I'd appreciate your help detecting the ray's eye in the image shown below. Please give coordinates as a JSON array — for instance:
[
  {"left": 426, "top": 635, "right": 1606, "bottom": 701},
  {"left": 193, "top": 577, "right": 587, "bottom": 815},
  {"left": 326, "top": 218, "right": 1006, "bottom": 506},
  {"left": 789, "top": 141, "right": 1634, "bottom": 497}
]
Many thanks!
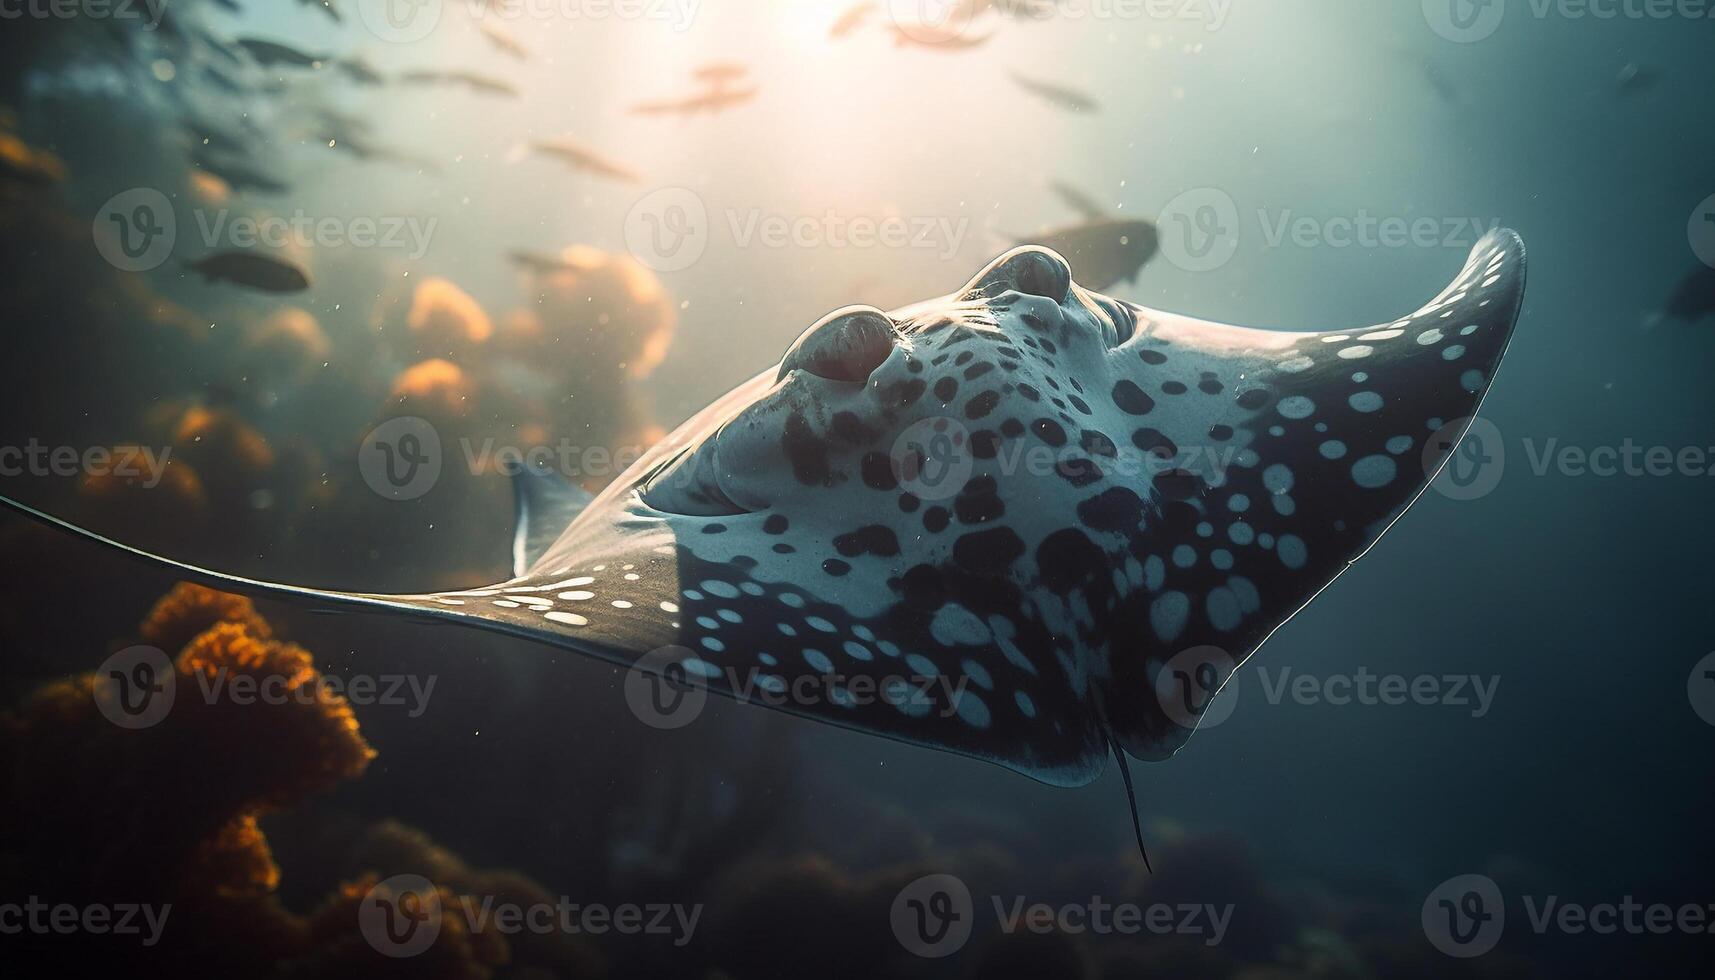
[
  {"left": 1084, "top": 292, "right": 1138, "bottom": 347},
  {"left": 778, "top": 307, "right": 898, "bottom": 383}
]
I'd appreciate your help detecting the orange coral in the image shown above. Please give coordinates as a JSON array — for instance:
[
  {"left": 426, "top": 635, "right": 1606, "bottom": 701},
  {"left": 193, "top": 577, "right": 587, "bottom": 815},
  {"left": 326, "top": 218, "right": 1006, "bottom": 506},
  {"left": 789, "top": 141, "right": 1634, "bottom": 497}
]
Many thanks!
[
  {"left": 389, "top": 358, "right": 473, "bottom": 417},
  {"left": 173, "top": 403, "right": 277, "bottom": 479},
  {"left": 408, "top": 276, "right": 494, "bottom": 351},
  {"left": 141, "top": 581, "right": 274, "bottom": 654}
]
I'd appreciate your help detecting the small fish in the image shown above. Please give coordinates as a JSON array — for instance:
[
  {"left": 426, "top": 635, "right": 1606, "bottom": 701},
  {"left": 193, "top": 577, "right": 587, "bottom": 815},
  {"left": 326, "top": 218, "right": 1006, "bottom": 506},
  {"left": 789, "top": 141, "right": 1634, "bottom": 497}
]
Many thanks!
[
  {"left": 398, "top": 69, "right": 520, "bottom": 98},
  {"left": 1616, "top": 62, "right": 1659, "bottom": 97},
  {"left": 507, "top": 249, "right": 601, "bottom": 275},
  {"left": 1009, "top": 71, "right": 1100, "bottom": 113},
  {"left": 829, "top": 1, "right": 872, "bottom": 37},
  {"left": 194, "top": 27, "right": 246, "bottom": 67},
  {"left": 692, "top": 62, "right": 748, "bottom": 87},
  {"left": 235, "top": 38, "right": 328, "bottom": 69},
  {"left": 889, "top": 22, "right": 994, "bottom": 49},
  {"left": 336, "top": 57, "right": 385, "bottom": 86},
  {"left": 185, "top": 251, "right": 311, "bottom": 293},
  {"left": 1422, "top": 59, "right": 1460, "bottom": 104},
  {"left": 629, "top": 86, "right": 758, "bottom": 117},
  {"left": 5, "top": 233, "right": 1528, "bottom": 871},
  {"left": 200, "top": 64, "right": 248, "bottom": 95},
  {"left": 480, "top": 20, "right": 529, "bottom": 60},
  {"left": 1017, "top": 219, "right": 1159, "bottom": 291},
  {"left": 531, "top": 138, "right": 642, "bottom": 182},
  {"left": 300, "top": 0, "right": 340, "bottom": 22},
  {"left": 1663, "top": 266, "right": 1715, "bottom": 323}
]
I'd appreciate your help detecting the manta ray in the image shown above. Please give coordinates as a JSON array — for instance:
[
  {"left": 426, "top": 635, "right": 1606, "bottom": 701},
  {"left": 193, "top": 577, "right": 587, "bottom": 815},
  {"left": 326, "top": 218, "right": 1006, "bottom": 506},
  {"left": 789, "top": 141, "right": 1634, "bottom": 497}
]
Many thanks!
[{"left": 1, "top": 232, "right": 1527, "bottom": 865}]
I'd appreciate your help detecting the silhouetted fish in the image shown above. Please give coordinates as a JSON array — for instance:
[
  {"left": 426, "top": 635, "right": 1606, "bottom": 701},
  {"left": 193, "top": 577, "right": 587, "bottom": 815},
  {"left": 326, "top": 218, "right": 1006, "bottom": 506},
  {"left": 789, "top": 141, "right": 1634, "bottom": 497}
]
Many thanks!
[
  {"left": 1617, "top": 62, "right": 1660, "bottom": 97},
  {"left": 532, "top": 139, "right": 641, "bottom": 182},
  {"left": 508, "top": 249, "right": 601, "bottom": 275},
  {"left": 692, "top": 62, "right": 748, "bottom": 86},
  {"left": 336, "top": 57, "right": 385, "bottom": 86},
  {"left": 300, "top": 0, "right": 340, "bottom": 22},
  {"left": 236, "top": 38, "right": 327, "bottom": 69},
  {"left": 1422, "top": 59, "right": 1459, "bottom": 104},
  {"left": 630, "top": 86, "right": 758, "bottom": 117},
  {"left": 829, "top": 1, "right": 872, "bottom": 37},
  {"left": 398, "top": 69, "right": 520, "bottom": 98},
  {"left": 1010, "top": 71, "right": 1099, "bottom": 113},
  {"left": 480, "top": 20, "right": 529, "bottom": 60},
  {"left": 889, "top": 22, "right": 994, "bottom": 49},
  {"left": 1018, "top": 219, "right": 1158, "bottom": 290},
  {"left": 1664, "top": 266, "right": 1715, "bottom": 322},
  {"left": 185, "top": 251, "right": 310, "bottom": 292},
  {"left": 3, "top": 234, "right": 1529, "bottom": 871}
]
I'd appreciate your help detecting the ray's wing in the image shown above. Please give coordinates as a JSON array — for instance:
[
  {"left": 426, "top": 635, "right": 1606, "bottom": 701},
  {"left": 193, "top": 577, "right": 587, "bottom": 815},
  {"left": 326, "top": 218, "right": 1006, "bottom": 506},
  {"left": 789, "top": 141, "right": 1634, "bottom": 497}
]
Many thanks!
[
  {"left": 1098, "top": 229, "right": 1527, "bottom": 762},
  {"left": 0, "top": 477, "right": 1110, "bottom": 789}
]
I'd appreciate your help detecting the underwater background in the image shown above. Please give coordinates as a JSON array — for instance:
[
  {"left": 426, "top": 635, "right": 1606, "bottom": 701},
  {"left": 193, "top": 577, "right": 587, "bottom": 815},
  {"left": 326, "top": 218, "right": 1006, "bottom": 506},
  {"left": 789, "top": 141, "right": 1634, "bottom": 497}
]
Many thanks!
[{"left": 1, "top": 0, "right": 1711, "bottom": 976}]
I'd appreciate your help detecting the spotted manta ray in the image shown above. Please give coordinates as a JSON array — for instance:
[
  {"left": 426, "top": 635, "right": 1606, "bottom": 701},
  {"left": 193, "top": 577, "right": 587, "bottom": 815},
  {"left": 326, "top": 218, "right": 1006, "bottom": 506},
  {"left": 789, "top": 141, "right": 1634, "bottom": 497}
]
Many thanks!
[{"left": 2, "top": 231, "right": 1526, "bottom": 864}]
